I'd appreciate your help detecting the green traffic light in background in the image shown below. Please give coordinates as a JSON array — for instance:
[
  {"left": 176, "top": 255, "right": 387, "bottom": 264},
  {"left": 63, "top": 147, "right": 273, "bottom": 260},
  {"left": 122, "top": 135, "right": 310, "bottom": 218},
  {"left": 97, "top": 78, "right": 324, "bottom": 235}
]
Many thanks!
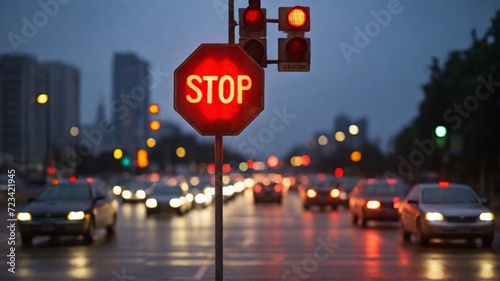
[
  {"left": 121, "top": 156, "right": 131, "bottom": 167},
  {"left": 435, "top": 126, "right": 447, "bottom": 138},
  {"left": 435, "top": 126, "right": 447, "bottom": 149}
]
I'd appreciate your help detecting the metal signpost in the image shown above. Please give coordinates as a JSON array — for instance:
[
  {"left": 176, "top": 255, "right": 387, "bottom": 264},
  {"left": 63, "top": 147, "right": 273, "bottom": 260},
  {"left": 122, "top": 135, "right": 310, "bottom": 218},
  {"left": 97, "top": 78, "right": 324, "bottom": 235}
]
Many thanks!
[{"left": 174, "top": 22, "right": 264, "bottom": 281}]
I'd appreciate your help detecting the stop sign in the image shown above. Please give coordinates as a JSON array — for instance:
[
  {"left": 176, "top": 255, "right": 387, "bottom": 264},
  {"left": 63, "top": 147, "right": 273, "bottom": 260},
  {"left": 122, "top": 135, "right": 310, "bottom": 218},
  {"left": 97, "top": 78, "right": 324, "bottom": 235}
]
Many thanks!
[{"left": 174, "top": 44, "right": 264, "bottom": 135}]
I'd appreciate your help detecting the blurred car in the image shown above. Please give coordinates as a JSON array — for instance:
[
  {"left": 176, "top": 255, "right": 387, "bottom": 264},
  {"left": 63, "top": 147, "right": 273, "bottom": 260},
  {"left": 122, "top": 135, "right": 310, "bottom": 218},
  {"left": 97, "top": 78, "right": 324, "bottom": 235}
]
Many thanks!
[
  {"left": 301, "top": 174, "right": 341, "bottom": 210},
  {"left": 118, "top": 179, "right": 152, "bottom": 202},
  {"left": 107, "top": 174, "right": 131, "bottom": 195},
  {"left": 145, "top": 183, "right": 192, "bottom": 216},
  {"left": 189, "top": 186, "right": 212, "bottom": 209},
  {"left": 399, "top": 182, "right": 495, "bottom": 248},
  {"left": 349, "top": 178, "right": 411, "bottom": 227},
  {"left": 253, "top": 181, "right": 283, "bottom": 204},
  {"left": 17, "top": 178, "right": 119, "bottom": 246}
]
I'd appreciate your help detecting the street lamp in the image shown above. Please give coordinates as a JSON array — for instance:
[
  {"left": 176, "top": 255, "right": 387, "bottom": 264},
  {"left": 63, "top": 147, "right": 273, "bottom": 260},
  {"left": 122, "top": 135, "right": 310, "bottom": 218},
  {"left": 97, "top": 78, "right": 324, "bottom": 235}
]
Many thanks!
[{"left": 36, "top": 93, "right": 51, "bottom": 166}]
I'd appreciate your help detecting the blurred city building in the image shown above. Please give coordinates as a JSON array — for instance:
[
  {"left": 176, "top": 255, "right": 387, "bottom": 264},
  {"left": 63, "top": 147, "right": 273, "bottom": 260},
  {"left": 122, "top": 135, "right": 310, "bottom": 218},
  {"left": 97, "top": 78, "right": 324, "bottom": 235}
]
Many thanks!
[
  {"left": 333, "top": 114, "right": 368, "bottom": 149},
  {"left": 0, "top": 54, "right": 79, "bottom": 172},
  {"left": 111, "top": 53, "right": 150, "bottom": 155}
]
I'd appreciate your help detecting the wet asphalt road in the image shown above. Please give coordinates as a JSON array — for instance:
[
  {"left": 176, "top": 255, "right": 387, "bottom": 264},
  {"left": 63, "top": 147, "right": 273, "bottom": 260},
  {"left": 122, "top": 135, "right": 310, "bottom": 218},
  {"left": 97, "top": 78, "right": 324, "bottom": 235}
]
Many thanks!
[{"left": 1, "top": 189, "right": 499, "bottom": 281}]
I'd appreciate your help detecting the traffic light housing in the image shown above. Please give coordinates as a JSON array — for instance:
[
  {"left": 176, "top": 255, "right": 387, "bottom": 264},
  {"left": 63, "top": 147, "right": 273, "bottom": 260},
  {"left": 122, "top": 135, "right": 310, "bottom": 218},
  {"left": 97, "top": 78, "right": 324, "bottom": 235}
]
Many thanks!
[
  {"left": 278, "top": 6, "right": 311, "bottom": 72},
  {"left": 435, "top": 126, "right": 447, "bottom": 149},
  {"left": 239, "top": 4, "right": 267, "bottom": 67}
]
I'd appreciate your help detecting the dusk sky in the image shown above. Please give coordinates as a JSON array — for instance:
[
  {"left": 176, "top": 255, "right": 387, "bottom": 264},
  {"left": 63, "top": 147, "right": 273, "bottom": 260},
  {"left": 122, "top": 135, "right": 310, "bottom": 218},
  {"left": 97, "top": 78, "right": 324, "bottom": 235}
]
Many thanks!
[{"left": 1, "top": 0, "right": 500, "bottom": 160}]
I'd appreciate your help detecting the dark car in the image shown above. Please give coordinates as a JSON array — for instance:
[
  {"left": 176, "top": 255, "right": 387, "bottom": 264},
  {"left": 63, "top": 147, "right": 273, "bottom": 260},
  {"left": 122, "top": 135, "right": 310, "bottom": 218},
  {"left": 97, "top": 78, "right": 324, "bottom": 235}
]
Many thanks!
[
  {"left": 17, "top": 179, "right": 119, "bottom": 246},
  {"left": 253, "top": 181, "right": 283, "bottom": 204},
  {"left": 145, "top": 183, "right": 192, "bottom": 216},
  {"left": 349, "top": 178, "right": 410, "bottom": 227},
  {"left": 399, "top": 182, "right": 495, "bottom": 247},
  {"left": 119, "top": 179, "right": 152, "bottom": 202},
  {"left": 301, "top": 174, "right": 341, "bottom": 210}
]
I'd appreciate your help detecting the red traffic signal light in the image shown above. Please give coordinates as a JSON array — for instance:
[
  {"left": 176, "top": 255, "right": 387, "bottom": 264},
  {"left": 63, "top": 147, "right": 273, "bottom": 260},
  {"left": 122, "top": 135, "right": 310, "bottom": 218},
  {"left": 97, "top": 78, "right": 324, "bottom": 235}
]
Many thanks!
[
  {"left": 278, "top": 6, "right": 311, "bottom": 72},
  {"left": 239, "top": 5, "right": 267, "bottom": 67},
  {"left": 279, "top": 6, "right": 310, "bottom": 32},
  {"left": 242, "top": 5, "right": 265, "bottom": 32},
  {"left": 239, "top": 5, "right": 266, "bottom": 37}
]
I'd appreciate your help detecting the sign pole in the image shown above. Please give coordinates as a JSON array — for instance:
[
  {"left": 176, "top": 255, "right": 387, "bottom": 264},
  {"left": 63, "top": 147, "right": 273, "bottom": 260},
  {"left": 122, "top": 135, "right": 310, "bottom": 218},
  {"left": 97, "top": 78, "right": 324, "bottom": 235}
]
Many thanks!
[
  {"left": 214, "top": 135, "right": 223, "bottom": 281},
  {"left": 215, "top": 1, "right": 234, "bottom": 280}
]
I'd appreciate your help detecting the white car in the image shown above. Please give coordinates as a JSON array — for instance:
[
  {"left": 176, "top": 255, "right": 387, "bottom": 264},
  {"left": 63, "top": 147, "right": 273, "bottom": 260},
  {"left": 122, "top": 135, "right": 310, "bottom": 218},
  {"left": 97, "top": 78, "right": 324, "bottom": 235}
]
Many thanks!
[{"left": 399, "top": 182, "right": 495, "bottom": 248}]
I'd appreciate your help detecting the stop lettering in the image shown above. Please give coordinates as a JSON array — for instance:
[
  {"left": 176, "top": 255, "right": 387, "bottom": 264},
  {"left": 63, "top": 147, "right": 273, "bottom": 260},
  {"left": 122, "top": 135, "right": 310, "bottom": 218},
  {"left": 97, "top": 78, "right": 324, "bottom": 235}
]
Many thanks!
[
  {"left": 174, "top": 44, "right": 264, "bottom": 136},
  {"left": 186, "top": 74, "right": 252, "bottom": 104}
]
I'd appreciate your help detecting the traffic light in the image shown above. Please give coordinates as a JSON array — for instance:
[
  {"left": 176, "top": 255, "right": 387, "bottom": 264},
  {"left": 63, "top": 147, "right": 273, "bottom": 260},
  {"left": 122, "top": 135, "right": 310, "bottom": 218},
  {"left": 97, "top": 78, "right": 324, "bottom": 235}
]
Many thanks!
[
  {"left": 113, "top": 148, "right": 123, "bottom": 159},
  {"left": 121, "top": 156, "right": 131, "bottom": 168},
  {"left": 278, "top": 6, "right": 311, "bottom": 72},
  {"left": 239, "top": 4, "right": 267, "bottom": 67},
  {"left": 136, "top": 149, "right": 149, "bottom": 168},
  {"left": 435, "top": 126, "right": 447, "bottom": 149}
]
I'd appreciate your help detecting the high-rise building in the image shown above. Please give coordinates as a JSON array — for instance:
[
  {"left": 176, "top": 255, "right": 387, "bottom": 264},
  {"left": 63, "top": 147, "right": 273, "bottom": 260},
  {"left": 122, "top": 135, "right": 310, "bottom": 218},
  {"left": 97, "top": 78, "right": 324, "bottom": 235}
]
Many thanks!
[
  {"left": 41, "top": 62, "right": 80, "bottom": 150},
  {"left": 0, "top": 54, "right": 46, "bottom": 166},
  {"left": 0, "top": 55, "right": 80, "bottom": 169},
  {"left": 111, "top": 53, "right": 150, "bottom": 154}
]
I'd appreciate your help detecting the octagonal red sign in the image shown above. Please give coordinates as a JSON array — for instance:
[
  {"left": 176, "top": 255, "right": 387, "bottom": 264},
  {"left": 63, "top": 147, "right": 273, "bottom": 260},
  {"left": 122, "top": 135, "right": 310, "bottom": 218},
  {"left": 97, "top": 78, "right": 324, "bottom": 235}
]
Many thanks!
[{"left": 174, "top": 44, "right": 264, "bottom": 135}]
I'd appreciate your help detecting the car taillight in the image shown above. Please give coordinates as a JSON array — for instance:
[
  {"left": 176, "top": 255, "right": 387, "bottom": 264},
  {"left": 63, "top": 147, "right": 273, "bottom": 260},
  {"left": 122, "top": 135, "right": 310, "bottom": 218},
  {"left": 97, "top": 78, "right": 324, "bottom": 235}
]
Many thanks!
[
  {"left": 254, "top": 184, "right": 262, "bottom": 193},
  {"left": 306, "top": 189, "right": 317, "bottom": 198},
  {"left": 366, "top": 200, "right": 381, "bottom": 209},
  {"left": 393, "top": 197, "right": 400, "bottom": 209},
  {"left": 438, "top": 181, "right": 450, "bottom": 188},
  {"left": 274, "top": 184, "right": 283, "bottom": 193},
  {"left": 330, "top": 188, "right": 340, "bottom": 198},
  {"left": 387, "top": 178, "right": 397, "bottom": 185}
]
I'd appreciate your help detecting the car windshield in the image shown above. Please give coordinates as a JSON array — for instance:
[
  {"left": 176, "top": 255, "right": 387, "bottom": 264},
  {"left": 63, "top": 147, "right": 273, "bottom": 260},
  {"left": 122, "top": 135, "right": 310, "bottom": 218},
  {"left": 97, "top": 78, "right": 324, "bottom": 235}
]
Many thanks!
[
  {"left": 123, "top": 181, "right": 151, "bottom": 191},
  {"left": 421, "top": 188, "right": 479, "bottom": 204},
  {"left": 339, "top": 177, "right": 360, "bottom": 192},
  {"left": 311, "top": 177, "right": 339, "bottom": 189},
  {"left": 364, "top": 183, "right": 410, "bottom": 196},
  {"left": 151, "top": 185, "right": 182, "bottom": 196},
  {"left": 36, "top": 183, "right": 92, "bottom": 201}
]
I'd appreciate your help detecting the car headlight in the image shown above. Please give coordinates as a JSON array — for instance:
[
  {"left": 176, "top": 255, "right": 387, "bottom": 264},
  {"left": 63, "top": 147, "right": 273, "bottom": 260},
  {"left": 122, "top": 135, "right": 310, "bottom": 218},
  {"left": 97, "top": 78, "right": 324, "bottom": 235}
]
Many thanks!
[
  {"left": 145, "top": 198, "right": 158, "bottom": 208},
  {"left": 366, "top": 200, "right": 381, "bottom": 209},
  {"left": 169, "top": 198, "right": 182, "bottom": 208},
  {"left": 425, "top": 212, "right": 444, "bottom": 221},
  {"left": 121, "top": 190, "right": 132, "bottom": 199},
  {"left": 136, "top": 190, "right": 146, "bottom": 199},
  {"left": 195, "top": 193, "right": 206, "bottom": 204},
  {"left": 330, "top": 189, "right": 340, "bottom": 198},
  {"left": 306, "top": 189, "right": 317, "bottom": 198},
  {"left": 112, "top": 185, "right": 122, "bottom": 195},
  {"left": 17, "top": 212, "right": 31, "bottom": 221},
  {"left": 479, "top": 212, "right": 495, "bottom": 221},
  {"left": 67, "top": 211, "right": 87, "bottom": 220}
]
